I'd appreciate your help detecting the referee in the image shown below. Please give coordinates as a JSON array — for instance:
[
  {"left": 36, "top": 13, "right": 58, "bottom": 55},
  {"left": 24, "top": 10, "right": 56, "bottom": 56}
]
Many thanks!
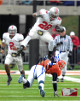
[{"left": 48, "top": 26, "right": 73, "bottom": 82}]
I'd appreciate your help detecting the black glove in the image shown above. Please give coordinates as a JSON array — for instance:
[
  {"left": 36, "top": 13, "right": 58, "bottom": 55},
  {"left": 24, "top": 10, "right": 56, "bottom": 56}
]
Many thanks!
[
  {"left": 55, "top": 25, "right": 64, "bottom": 32},
  {"left": 57, "top": 42, "right": 63, "bottom": 46},
  {"left": 17, "top": 45, "right": 24, "bottom": 56},
  {"left": 68, "top": 51, "right": 72, "bottom": 57},
  {"left": 48, "top": 51, "right": 53, "bottom": 60}
]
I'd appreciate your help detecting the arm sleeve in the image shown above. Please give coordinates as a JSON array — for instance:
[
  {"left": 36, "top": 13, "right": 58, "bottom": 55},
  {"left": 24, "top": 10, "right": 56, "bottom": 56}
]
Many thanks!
[
  {"left": 68, "top": 36, "right": 73, "bottom": 51},
  {"left": 19, "top": 34, "right": 24, "bottom": 45},
  {"left": 37, "top": 9, "right": 50, "bottom": 22},
  {"left": 48, "top": 40, "right": 57, "bottom": 51},
  {"left": 2, "top": 33, "right": 6, "bottom": 43},
  {"left": 74, "top": 37, "right": 79, "bottom": 46}
]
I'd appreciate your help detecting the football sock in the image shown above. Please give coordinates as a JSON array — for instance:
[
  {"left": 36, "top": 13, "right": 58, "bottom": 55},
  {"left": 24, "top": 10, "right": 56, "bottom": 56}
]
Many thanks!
[{"left": 39, "top": 80, "right": 44, "bottom": 90}]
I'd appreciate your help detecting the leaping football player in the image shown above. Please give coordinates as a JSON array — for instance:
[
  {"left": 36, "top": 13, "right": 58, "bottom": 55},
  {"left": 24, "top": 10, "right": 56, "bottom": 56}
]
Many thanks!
[{"left": 17, "top": 7, "right": 65, "bottom": 57}]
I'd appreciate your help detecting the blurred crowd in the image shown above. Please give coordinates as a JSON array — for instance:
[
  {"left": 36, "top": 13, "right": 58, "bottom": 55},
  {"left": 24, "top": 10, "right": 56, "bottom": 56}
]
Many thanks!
[
  {"left": 1, "top": 0, "right": 80, "bottom": 6},
  {"left": 20, "top": 0, "right": 80, "bottom": 6}
]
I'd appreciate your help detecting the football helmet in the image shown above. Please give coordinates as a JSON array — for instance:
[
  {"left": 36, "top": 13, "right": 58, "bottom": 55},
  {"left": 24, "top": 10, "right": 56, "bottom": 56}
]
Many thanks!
[
  {"left": 49, "top": 7, "right": 59, "bottom": 20},
  {"left": 8, "top": 25, "right": 17, "bottom": 37},
  {"left": 58, "top": 60, "right": 66, "bottom": 70}
]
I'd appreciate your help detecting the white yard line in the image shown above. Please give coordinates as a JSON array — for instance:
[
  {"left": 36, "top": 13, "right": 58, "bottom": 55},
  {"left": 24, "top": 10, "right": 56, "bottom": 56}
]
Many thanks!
[
  {"left": 0, "top": 96, "right": 79, "bottom": 97},
  {"left": 46, "top": 74, "right": 80, "bottom": 83}
]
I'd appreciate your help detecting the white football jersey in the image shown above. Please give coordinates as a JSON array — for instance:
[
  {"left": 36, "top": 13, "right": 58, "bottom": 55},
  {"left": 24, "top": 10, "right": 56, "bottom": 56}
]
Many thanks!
[
  {"left": 31, "top": 9, "right": 62, "bottom": 32},
  {"left": 2, "top": 33, "right": 24, "bottom": 54}
]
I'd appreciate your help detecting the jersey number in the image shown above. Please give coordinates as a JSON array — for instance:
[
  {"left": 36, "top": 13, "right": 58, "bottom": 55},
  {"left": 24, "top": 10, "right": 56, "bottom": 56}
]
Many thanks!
[
  {"left": 9, "top": 42, "right": 14, "bottom": 50},
  {"left": 38, "top": 21, "right": 52, "bottom": 30}
]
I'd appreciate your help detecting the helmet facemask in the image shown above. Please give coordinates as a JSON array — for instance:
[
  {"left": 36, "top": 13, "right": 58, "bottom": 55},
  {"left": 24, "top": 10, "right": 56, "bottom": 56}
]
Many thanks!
[
  {"left": 49, "top": 7, "right": 59, "bottom": 20},
  {"left": 8, "top": 25, "right": 17, "bottom": 38}
]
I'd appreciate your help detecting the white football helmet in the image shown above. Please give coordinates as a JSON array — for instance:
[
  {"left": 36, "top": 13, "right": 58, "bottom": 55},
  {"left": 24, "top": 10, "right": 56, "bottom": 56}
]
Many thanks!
[
  {"left": 49, "top": 7, "right": 59, "bottom": 20},
  {"left": 8, "top": 25, "right": 17, "bottom": 37}
]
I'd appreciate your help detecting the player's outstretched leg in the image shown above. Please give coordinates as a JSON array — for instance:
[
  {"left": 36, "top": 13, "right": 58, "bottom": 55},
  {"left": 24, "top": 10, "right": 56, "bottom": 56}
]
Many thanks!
[{"left": 38, "top": 86, "right": 45, "bottom": 97}]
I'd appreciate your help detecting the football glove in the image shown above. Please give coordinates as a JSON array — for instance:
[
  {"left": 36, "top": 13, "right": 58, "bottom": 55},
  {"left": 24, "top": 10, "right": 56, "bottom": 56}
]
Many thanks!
[
  {"left": 18, "top": 74, "right": 25, "bottom": 83},
  {"left": 55, "top": 25, "right": 64, "bottom": 32},
  {"left": 16, "top": 45, "right": 24, "bottom": 56},
  {"left": 48, "top": 51, "right": 53, "bottom": 60}
]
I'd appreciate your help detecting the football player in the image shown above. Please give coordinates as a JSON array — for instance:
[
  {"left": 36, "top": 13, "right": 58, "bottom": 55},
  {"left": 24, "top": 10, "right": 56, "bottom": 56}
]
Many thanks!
[
  {"left": 22, "top": 57, "right": 66, "bottom": 97},
  {"left": 16, "top": 7, "right": 64, "bottom": 55},
  {"left": 1, "top": 25, "right": 25, "bottom": 85}
]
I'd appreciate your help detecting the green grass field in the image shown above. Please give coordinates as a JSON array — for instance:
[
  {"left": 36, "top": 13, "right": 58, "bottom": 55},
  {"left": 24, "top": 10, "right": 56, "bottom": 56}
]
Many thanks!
[{"left": 0, "top": 72, "right": 80, "bottom": 101}]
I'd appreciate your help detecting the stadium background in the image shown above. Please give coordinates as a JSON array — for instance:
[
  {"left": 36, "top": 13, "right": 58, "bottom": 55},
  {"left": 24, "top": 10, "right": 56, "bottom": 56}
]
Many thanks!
[
  {"left": 0, "top": 0, "right": 80, "bottom": 101},
  {"left": 0, "top": 0, "right": 80, "bottom": 69}
]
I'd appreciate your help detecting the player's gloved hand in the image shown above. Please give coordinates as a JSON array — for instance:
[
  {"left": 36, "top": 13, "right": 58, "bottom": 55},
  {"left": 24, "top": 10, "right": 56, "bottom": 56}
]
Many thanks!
[
  {"left": 57, "top": 42, "right": 63, "bottom": 46},
  {"left": 55, "top": 25, "right": 64, "bottom": 32},
  {"left": 68, "top": 51, "right": 72, "bottom": 57},
  {"left": 54, "top": 91, "right": 59, "bottom": 97},
  {"left": 48, "top": 51, "right": 53, "bottom": 60},
  {"left": 44, "top": 55, "right": 48, "bottom": 60},
  {"left": 18, "top": 74, "right": 25, "bottom": 83},
  {"left": 17, "top": 45, "right": 24, "bottom": 56}
]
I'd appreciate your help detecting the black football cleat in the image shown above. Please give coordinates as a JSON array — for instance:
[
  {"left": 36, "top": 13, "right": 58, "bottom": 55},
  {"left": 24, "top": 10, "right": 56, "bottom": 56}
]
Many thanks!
[
  {"left": 7, "top": 76, "right": 12, "bottom": 86},
  {"left": 40, "top": 90, "right": 45, "bottom": 97},
  {"left": 39, "top": 86, "right": 45, "bottom": 97}
]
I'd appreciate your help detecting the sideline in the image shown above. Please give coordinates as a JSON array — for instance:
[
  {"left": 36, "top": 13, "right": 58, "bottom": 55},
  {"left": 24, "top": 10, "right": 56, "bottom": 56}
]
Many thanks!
[
  {"left": 0, "top": 70, "right": 80, "bottom": 75},
  {"left": 0, "top": 70, "right": 80, "bottom": 83}
]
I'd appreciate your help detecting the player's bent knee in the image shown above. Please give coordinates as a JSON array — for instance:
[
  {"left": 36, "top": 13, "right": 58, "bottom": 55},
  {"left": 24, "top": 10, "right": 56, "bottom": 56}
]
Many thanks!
[{"left": 24, "top": 80, "right": 30, "bottom": 88}]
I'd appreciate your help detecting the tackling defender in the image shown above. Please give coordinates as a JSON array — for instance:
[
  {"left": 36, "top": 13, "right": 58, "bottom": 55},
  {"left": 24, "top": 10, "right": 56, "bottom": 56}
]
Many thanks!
[
  {"left": 22, "top": 57, "right": 66, "bottom": 97},
  {"left": 1, "top": 25, "right": 25, "bottom": 85}
]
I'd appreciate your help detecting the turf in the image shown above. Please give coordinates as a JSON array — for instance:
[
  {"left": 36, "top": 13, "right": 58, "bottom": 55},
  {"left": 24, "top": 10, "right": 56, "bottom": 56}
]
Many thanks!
[{"left": 0, "top": 74, "right": 80, "bottom": 101}]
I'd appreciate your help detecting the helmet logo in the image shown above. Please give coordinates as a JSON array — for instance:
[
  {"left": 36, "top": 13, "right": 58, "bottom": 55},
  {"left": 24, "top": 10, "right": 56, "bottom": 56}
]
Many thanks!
[
  {"left": 12, "top": 26, "right": 13, "bottom": 29},
  {"left": 55, "top": 8, "right": 58, "bottom": 15}
]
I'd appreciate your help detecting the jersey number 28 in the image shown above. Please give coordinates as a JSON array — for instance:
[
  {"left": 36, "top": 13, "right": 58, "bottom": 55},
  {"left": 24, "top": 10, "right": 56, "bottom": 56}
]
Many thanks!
[{"left": 38, "top": 21, "right": 52, "bottom": 30}]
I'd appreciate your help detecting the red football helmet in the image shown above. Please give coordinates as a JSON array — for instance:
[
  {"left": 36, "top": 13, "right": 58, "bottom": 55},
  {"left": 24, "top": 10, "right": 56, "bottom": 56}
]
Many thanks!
[{"left": 58, "top": 60, "right": 66, "bottom": 70}]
